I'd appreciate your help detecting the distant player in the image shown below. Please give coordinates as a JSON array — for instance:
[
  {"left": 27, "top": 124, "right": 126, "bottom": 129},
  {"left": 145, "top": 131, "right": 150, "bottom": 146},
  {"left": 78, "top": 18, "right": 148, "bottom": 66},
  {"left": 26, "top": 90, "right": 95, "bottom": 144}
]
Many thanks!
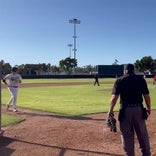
[
  {"left": 94, "top": 74, "right": 100, "bottom": 86},
  {"left": 153, "top": 74, "right": 156, "bottom": 88},
  {"left": 3, "top": 67, "right": 22, "bottom": 112}
]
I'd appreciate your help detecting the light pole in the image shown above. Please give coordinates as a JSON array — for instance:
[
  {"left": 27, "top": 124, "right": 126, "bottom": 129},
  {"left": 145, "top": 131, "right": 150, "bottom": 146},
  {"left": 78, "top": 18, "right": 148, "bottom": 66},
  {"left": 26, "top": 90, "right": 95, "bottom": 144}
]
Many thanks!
[
  {"left": 69, "top": 18, "right": 81, "bottom": 60},
  {"left": 0, "top": 64, "right": 4, "bottom": 137},
  {"left": 68, "top": 44, "right": 72, "bottom": 58}
]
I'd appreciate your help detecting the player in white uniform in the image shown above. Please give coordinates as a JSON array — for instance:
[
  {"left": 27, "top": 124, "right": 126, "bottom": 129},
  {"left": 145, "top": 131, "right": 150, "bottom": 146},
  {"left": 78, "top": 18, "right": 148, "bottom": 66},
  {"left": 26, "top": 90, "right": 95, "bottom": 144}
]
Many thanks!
[{"left": 3, "top": 67, "right": 22, "bottom": 112}]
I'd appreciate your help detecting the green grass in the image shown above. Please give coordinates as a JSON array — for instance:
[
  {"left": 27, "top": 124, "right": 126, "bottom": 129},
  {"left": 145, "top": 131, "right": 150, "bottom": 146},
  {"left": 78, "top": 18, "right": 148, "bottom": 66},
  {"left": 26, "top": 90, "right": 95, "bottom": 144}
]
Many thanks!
[
  {"left": 2, "top": 83, "right": 112, "bottom": 115},
  {"left": 2, "top": 114, "right": 25, "bottom": 127},
  {"left": 1, "top": 78, "right": 156, "bottom": 127}
]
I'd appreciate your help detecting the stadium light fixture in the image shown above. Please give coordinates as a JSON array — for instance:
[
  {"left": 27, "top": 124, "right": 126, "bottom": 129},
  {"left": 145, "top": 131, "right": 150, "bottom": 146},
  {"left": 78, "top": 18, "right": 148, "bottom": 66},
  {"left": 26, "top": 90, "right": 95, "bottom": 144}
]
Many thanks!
[{"left": 69, "top": 18, "right": 81, "bottom": 60}]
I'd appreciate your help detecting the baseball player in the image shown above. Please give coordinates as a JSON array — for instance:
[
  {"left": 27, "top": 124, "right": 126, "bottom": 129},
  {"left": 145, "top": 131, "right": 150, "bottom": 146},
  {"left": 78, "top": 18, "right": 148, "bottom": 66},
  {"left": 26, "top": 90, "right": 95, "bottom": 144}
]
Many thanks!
[
  {"left": 153, "top": 74, "right": 156, "bottom": 88},
  {"left": 94, "top": 74, "right": 100, "bottom": 86},
  {"left": 3, "top": 67, "right": 22, "bottom": 112}
]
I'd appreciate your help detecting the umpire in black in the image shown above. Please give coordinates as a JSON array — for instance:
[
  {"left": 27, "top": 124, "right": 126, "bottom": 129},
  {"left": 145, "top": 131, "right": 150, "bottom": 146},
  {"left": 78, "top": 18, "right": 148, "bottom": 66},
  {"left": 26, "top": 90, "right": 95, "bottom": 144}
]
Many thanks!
[{"left": 107, "top": 63, "right": 151, "bottom": 156}]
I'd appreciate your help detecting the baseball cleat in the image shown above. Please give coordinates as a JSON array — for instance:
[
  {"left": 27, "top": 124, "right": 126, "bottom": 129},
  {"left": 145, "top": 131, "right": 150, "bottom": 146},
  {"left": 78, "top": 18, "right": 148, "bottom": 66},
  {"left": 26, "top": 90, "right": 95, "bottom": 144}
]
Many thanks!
[{"left": 13, "top": 109, "right": 18, "bottom": 112}]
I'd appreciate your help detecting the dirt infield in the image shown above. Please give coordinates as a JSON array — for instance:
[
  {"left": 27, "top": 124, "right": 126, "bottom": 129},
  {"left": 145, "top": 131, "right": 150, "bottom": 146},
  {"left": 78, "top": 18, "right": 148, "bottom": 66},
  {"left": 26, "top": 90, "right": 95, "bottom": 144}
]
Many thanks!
[{"left": 0, "top": 82, "right": 156, "bottom": 156}]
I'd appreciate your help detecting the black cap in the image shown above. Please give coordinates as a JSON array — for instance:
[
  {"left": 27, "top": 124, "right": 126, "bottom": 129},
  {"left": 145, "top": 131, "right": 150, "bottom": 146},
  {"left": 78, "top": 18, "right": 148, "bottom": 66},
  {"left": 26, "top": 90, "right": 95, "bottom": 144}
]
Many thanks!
[
  {"left": 12, "top": 67, "right": 18, "bottom": 72},
  {"left": 124, "top": 64, "right": 134, "bottom": 71}
]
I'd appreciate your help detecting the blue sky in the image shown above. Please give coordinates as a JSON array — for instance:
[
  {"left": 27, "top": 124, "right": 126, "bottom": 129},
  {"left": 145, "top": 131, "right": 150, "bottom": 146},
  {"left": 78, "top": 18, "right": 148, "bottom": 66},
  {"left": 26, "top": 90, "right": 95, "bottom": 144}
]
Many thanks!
[{"left": 1, "top": 0, "right": 156, "bottom": 67}]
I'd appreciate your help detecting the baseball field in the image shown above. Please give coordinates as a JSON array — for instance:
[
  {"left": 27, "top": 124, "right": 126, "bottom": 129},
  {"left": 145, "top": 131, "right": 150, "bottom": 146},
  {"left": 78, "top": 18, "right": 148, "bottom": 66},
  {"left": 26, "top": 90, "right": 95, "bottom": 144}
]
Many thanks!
[{"left": 0, "top": 78, "right": 156, "bottom": 156}]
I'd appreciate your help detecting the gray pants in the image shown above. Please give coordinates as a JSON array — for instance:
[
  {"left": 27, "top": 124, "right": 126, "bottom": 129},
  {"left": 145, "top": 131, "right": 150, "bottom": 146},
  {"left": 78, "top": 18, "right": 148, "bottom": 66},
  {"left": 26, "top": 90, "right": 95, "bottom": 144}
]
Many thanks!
[
  {"left": 119, "top": 107, "right": 151, "bottom": 156},
  {"left": 7, "top": 87, "right": 18, "bottom": 109}
]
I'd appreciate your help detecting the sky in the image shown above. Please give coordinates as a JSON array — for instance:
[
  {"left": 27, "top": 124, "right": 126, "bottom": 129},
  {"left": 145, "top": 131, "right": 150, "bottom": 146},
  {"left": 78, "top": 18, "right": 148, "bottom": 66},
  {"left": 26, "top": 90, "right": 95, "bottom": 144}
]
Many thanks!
[{"left": 1, "top": 0, "right": 156, "bottom": 67}]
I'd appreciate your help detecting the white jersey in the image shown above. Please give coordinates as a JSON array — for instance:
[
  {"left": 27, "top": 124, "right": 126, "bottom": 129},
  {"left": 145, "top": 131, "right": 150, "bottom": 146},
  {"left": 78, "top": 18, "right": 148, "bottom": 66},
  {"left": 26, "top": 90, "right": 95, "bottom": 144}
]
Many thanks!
[{"left": 4, "top": 73, "right": 22, "bottom": 87}]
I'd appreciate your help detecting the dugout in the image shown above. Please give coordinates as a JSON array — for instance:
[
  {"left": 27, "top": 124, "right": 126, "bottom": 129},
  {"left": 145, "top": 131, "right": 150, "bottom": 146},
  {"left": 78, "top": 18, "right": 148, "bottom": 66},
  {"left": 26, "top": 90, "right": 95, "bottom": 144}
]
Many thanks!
[{"left": 97, "top": 65, "right": 124, "bottom": 77}]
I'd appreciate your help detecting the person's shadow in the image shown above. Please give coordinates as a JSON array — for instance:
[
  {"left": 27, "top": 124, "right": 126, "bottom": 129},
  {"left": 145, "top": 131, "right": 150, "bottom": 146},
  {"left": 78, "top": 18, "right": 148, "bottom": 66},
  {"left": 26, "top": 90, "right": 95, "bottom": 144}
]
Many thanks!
[{"left": 0, "top": 136, "right": 15, "bottom": 156}]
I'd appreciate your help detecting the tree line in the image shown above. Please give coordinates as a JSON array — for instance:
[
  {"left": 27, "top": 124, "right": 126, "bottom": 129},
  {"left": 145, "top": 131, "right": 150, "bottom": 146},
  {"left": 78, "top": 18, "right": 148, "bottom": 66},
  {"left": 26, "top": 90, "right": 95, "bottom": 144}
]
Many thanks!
[
  {"left": 1, "top": 56, "right": 156, "bottom": 75},
  {"left": 0, "top": 58, "right": 97, "bottom": 75},
  {"left": 134, "top": 56, "right": 156, "bottom": 74}
]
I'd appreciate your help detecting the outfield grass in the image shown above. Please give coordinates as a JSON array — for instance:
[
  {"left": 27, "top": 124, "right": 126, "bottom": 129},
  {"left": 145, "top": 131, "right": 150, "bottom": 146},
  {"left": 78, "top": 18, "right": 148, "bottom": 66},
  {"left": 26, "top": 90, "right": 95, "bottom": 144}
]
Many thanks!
[
  {"left": 2, "top": 79, "right": 112, "bottom": 115},
  {"left": 1, "top": 78, "right": 156, "bottom": 127}
]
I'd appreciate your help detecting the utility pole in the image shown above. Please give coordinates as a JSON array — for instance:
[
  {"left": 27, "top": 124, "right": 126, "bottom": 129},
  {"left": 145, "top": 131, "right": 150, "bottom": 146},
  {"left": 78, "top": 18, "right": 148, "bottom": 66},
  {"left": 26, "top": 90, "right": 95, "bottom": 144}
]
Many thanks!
[
  {"left": 69, "top": 18, "right": 81, "bottom": 60},
  {"left": 68, "top": 44, "right": 72, "bottom": 58}
]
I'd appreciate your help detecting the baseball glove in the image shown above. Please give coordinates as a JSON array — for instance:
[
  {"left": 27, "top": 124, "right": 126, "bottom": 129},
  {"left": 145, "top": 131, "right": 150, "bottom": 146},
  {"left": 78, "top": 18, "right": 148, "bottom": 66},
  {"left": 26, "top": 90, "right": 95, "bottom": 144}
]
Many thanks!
[{"left": 107, "top": 113, "right": 117, "bottom": 132}]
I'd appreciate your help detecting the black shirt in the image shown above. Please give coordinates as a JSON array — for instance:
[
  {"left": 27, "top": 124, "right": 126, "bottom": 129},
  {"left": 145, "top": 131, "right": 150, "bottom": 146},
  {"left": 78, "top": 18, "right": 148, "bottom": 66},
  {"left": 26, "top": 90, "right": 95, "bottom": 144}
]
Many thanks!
[{"left": 112, "top": 74, "right": 149, "bottom": 106}]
